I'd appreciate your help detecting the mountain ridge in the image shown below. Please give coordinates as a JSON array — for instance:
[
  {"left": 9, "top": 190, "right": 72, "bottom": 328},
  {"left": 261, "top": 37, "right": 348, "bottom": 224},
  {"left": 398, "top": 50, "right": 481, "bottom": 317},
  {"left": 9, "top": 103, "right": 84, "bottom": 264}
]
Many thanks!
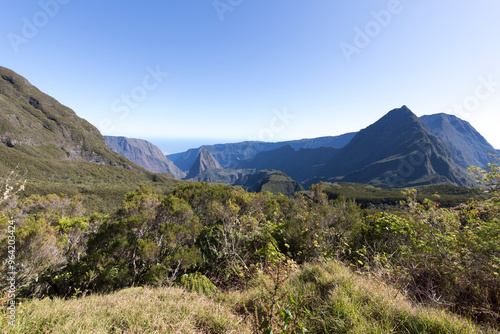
[
  {"left": 104, "top": 136, "right": 184, "bottom": 178},
  {"left": 237, "top": 106, "right": 469, "bottom": 188}
]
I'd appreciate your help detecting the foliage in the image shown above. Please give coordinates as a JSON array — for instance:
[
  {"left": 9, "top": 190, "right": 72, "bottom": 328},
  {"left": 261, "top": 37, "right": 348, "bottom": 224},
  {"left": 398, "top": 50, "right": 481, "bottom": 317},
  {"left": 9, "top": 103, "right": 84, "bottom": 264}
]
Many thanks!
[
  {"left": 178, "top": 272, "right": 217, "bottom": 295},
  {"left": 469, "top": 154, "right": 500, "bottom": 193},
  {"left": 244, "top": 260, "right": 308, "bottom": 334},
  {"left": 320, "top": 181, "right": 487, "bottom": 209},
  {"left": 2, "top": 169, "right": 499, "bottom": 329},
  {"left": 0, "top": 193, "right": 90, "bottom": 297},
  {"left": 0, "top": 169, "right": 26, "bottom": 205}
]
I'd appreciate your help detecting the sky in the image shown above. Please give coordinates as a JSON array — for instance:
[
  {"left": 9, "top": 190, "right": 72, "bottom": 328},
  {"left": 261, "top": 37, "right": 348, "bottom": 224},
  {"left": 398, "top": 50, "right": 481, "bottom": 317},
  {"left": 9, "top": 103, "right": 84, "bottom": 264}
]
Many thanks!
[{"left": 1, "top": 1, "right": 500, "bottom": 154}]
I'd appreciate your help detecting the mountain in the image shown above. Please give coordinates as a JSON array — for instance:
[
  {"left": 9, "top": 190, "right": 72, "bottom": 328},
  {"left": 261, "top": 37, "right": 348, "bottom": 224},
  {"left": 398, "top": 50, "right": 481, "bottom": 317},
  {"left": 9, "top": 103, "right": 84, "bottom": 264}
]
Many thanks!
[
  {"left": 0, "top": 66, "right": 178, "bottom": 209},
  {"left": 168, "top": 133, "right": 356, "bottom": 171},
  {"left": 104, "top": 136, "right": 184, "bottom": 178},
  {"left": 316, "top": 106, "right": 467, "bottom": 187},
  {"left": 420, "top": 113, "right": 497, "bottom": 169},
  {"left": 238, "top": 106, "right": 469, "bottom": 188},
  {"left": 185, "top": 148, "right": 223, "bottom": 179},
  {"left": 234, "top": 170, "right": 304, "bottom": 196}
]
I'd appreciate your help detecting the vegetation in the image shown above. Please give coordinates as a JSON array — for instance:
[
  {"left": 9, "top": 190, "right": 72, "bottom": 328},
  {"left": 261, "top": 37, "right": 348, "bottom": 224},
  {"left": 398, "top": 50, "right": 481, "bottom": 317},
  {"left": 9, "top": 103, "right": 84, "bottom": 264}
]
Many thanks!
[
  {"left": 1, "top": 261, "right": 494, "bottom": 333},
  {"left": 320, "top": 182, "right": 488, "bottom": 209},
  {"left": 1, "top": 157, "right": 499, "bottom": 332}
]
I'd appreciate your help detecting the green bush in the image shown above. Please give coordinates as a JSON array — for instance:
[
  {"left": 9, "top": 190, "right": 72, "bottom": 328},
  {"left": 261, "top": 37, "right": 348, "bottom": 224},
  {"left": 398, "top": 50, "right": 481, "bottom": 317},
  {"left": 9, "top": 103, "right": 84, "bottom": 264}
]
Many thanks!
[{"left": 178, "top": 272, "right": 217, "bottom": 295}]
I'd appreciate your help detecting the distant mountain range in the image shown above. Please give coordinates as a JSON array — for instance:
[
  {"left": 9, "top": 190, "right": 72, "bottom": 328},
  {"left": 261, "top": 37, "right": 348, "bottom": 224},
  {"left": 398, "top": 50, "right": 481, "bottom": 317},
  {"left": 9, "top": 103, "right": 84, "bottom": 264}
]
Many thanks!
[
  {"left": 1, "top": 65, "right": 497, "bottom": 195},
  {"left": 164, "top": 106, "right": 497, "bottom": 189},
  {"left": 167, "top": 133, "right": 356, "bottom": 171}
]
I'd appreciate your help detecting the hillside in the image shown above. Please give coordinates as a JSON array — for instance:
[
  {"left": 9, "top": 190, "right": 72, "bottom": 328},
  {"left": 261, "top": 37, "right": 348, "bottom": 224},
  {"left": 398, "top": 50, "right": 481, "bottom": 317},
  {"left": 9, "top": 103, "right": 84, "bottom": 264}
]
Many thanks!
[
  {"left": 104, "top": 136, "right": 184, "bottom": 178},
  {"left": 0, "top": 67, "right": 135, "bottom": 168},
  {"left": 0, "top": 66, "right": 179, "bottom": 212},
  {"left": 3, "top": 179, "right": 497, "bottom": 332}
]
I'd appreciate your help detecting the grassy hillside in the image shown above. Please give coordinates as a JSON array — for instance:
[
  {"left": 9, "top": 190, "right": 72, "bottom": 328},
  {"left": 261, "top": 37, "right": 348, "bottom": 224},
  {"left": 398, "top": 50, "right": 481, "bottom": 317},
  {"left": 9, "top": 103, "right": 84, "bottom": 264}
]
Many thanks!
[{"left": 0, "top": 67, "right": 133, "bottom": 167}]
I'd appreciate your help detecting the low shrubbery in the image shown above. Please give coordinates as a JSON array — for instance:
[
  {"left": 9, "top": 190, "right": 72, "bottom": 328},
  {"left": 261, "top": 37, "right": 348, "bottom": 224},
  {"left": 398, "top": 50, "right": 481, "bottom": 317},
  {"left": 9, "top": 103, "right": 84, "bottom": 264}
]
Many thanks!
[{"left": 1, "top": 157, "right": 500, "bottom": 331}]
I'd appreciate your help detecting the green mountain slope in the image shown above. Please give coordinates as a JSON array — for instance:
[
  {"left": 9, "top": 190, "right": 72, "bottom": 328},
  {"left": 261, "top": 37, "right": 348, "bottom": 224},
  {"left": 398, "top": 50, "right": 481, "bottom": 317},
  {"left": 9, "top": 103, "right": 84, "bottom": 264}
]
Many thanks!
[
  {"left": 0, "top": 66, "right": 179, "bottom": 212},
  {"left": 0, "top": 67, "right": 134, "bottom": 168}
]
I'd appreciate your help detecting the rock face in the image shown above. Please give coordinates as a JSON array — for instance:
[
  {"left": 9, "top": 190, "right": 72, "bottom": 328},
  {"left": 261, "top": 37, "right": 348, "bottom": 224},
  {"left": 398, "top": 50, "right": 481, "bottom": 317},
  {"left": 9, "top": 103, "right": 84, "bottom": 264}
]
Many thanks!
[
  {"left": 104, "top": 136, "right": 184, "bottom": 178},
  {"left": 0, "top": 66, "right": 136, "bottom": 169},
  {"left": 420, "top": 113, "right": 497, "bottom": 169},
  {"left": 185, "top": 148, "right": 223, "bottom": 179}
]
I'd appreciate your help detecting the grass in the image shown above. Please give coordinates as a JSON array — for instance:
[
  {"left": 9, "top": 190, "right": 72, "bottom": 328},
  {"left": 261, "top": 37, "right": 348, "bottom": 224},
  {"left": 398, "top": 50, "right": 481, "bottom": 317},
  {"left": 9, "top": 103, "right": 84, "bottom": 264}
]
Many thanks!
[
  {"left": 1, "top": 261, "right": 497, "bottom": 333},
  {"left": 1, "top": 287, "right": 251, "bottom": 334},
  {"left": 222, "top": 261, "right": 497, "bottom": 334}
]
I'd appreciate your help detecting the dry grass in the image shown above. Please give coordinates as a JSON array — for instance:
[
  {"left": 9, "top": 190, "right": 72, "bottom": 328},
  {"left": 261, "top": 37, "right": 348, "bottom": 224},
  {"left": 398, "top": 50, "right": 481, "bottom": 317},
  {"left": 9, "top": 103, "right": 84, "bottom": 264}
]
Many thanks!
[{"left": 1, "top": 286, "right": 251, "bottom": 334}]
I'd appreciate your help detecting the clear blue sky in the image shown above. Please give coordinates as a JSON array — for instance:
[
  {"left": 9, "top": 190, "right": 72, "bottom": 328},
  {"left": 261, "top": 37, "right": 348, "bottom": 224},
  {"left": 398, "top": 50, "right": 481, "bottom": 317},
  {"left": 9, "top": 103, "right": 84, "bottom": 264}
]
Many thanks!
[{"left": 2, "top": 0, "right": 500, "bottom": 153}]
